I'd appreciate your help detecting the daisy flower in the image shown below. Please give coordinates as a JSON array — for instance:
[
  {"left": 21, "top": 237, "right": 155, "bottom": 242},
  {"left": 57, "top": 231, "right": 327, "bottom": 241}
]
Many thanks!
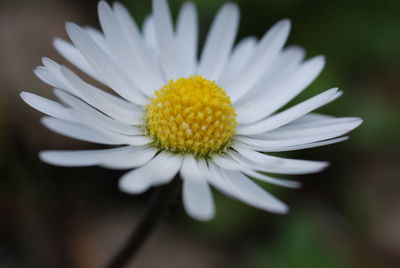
[{"left": 21, "top": 0, "right": 362, "bottom": 221}]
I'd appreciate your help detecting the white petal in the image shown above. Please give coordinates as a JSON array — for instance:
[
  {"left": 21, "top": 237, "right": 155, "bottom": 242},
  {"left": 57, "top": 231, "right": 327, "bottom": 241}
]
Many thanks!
[
  {"left": 101, "top": 1, "right": 165, "bottom": 95},
  {"left": 237, "top": 135, "right": 350, "bottom": 151},
  {"left": 119, "top": 152, "right": 183, "bottom": 194},
  {"left": 152, "top": 0, "right": 180, "bottom": 79},
  {"left": 53, "top": 89, "right": 140, "bottom": 135},
  {"left": 254, "top": 117, "right": 363, "bottom": 139},
  {"left": 53, "top": 37, "right": 101, "bottom": 82},
  {"left": 244, "top": 136, "right": 350, "bottom": 152},
  {"left": 98, "top": 146, "right": 157, "bottom": 169},
  {"left": 180, "top": 157, "right": 215, "bottom": 221},
  {"left": 65, "top": 22, "right": 147, "bottom": 105},
  {"left": 41, "top": 117, "right": 123, "bottom": 145},
  {"left": 218, "top": 37, "right": 257, "bottom": 87},
  {"left": 142, "top": 15, "right": 158, "bottom": 51},
  {"left": 40, "top": 149, "right": 100, "bottom": 167},
  {"left": 40, "top": 146, "right": 156, "bottom": 169},
  {"left": 196, "top": 3, "right": 239, "bottom": 80},
  {"left": 212, "top": 153, "right": 243, "bottom": 170},
  {"left": 242, "top": 170, "right": 301, "bottom": 188},
  {"left": 84, "top": 26, "right": 111, "bottom": 55},
  {"left": 233, "top": 46, "right": 305, "bottom": 106},
  {"left": 42, "top": 57, "right": 133, "bottom": 115},
  {"left": 235, "top": 55, "right": 325, "bottom": 123},
  {"left": 41, "top": 57, "right": 72, "bottom": 90},
  {"left": 60, "top": 66, "right": 143, "bottom": 125},
  {"left": 20, "top": 92, "right": 72, "bottom": 121},
  {"left": 226, "top": 19, "right": 291, "bottom": 101},
  {"left": 236, "top": 117, "right": 361, "bottom": 150},
  {"left": 237, "top": 88, "right": 340, "bottom": 135},
  {"left": 231, "top": 144, "right": 329, "bottom": 174},
  {"left": 220, "top": 169, "right": 288, "bottom": 214},
  {"left": 205, "top": 163, "right": 238, "bottom": 198},
  {"left": 34, "top": 66, "right": 64, "bottom": 89},
  {"left": 289, "top": 113, "right": 334, "bottom": 124},
  {"left": 176, "top": 2, "right": 198, "bottom": 76}
]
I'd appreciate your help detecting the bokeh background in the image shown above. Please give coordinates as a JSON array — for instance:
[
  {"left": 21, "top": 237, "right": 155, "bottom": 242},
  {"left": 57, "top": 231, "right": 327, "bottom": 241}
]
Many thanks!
[{"left": 1, "top": 0, "right": 399, "bottom": 267}]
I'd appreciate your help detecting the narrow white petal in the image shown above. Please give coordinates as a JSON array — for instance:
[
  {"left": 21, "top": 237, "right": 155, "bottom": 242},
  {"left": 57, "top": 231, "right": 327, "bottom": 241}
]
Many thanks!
[
  {"left": 84, "top": 26, "right": 111, "bottom": 55},
  {"left": 212, "top": 154, "right": 243, "bottom": 170},
  {"left": 197, "top": 3, "right": 239, "bottom": 80},
  {"left": 142, "top": 15, "right": 158, "bottom": 51},
  {"left": 206, "top": 163, "right": 242, "bottom": 198},
  {"left": 176, "top": 2, "right": 198, "bottom": 76},
  {"left": 53, "top": 37, "right": 101, "bottom": 82},
  {"left": 236, "top": 117, "right": 361, "bottom": 150},
  {"left": 65, "top": 22, "right": 147, "bottom": 105},
  {"left": 236, "top": 56, "right": 325, "bottom": 122},
  {"left": 226, "top": 19, "right": 291, "bottom": 100},
  {"left": 231, "top": 144, "right": 329, "bottom": 174},
  {"left": 152, "top": 0, "right": 180, "bottom": 79},
  {"left": 40, "top": 149, "right": 99, "bottom": 167},
  {"left": 98, "top": 146, "right": 157, "bottom": 169},
  {"left": 34, "top": 66, "right": 64, "bottom": 89},
  {"left": 237, "top": 132, "right": 350, "bottom": 151},
  {"left": 41, "top": 117, "right": 123, "bottom": 145},
  {"left": 41, "top": 57, "right": 72, "bottom": 90},
  {"left": 243, "top": 136, "right": 350, "bottom": 152},
  {"left": 220, "top": 169, "right": 288, "bottom": 214},
  {"left": 60, "top": 66, "right": 143, "bottom": 125},
  {"left": 218, "top": 37, "right": 257, "bottom": 87},
  {"left": 99, "top": 1, "right": 164, "bottom": 95},
  {"left": 237, "top": 88, "right": 340, "bottom": 135},
  {"left": 289, "top": 113, "right": 334, "bottom": 124},
  {"left": 242, "top": 170, "right": 301, "bottom": 188},
  {"left": 180, "top": 157, "right": 215, "bottom": 221},
  {"left": 119, "top": 152, "right": 183, "bottom": 194},
  {"left": 20, "top": 92, "right": 72, "bottom": 121},
  {"left": 40, "top": 146, "right": 156, "bottom": 169},
  {"left": 53, "top": 89, "right": 140, "bottom": 135},
  {"left": 254, "top": 117, "right": 363, "bottom": 139}
]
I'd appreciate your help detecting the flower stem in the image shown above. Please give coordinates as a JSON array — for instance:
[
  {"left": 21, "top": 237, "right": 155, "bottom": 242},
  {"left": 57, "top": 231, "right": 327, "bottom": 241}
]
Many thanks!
[{"left": 105, "top": 178, "right": 181, "bottom": 268}]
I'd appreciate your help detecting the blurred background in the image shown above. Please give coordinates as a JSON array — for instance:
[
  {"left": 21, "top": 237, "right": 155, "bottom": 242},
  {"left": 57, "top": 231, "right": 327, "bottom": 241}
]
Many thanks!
[{"left": 1, "top": 0, "right": 399, "bottom": 267}]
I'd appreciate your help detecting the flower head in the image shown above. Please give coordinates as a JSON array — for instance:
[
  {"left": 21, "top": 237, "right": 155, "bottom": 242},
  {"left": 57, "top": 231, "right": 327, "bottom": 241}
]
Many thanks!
[{"left": 21, "top": 0, "right": 362, "bottom": 221}]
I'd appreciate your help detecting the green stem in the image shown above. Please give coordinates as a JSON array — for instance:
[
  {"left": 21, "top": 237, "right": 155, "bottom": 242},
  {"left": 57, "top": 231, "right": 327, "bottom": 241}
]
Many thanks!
[{"left": 105, "top": 178, "right": 181, "bottom": 268}]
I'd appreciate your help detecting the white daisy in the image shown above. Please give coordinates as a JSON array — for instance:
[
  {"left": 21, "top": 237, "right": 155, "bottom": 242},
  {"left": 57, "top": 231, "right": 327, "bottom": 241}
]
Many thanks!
[{"left": 21, "top": 0, "right": 362, "bottom": 221}]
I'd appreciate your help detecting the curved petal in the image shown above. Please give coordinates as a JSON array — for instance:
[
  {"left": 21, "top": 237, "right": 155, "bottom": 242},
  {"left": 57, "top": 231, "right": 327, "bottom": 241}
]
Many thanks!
[
  {"left": 226, "top": 19, "right": 291, "bottom": 101},
  {"left": 237, "top": 88, "right": 340, "bottom": 135},
  {"left": 219, "top": 168, "right": 288, "bottom": 214},
  {"left": 119, "top": 152, "right": 183, "bottom": 194},
  {"left": 53, "top": 37, "right": 102, "bottom": 83},
  {"left": 180, "top": 157, "right": 215, "bottom": 221},
  {"left": 60, "top": 66, "right": 143, "bottom": 125},
  {"left": 65, "top": 22, "right": 148, "bottom": 105},
  {"left": 242, "top": 170, "right": 301, "bottom": 188},
  {"left": 237, "top": 136, "right": 350, "bottom": 152},
  {"left": 196, "top": 3, "right": 239, "bottom": 80},
  {"left": 20, "top": 92, "right": 72, "bottom": 121},
  {"left": 152, "top": 0, "right": 180, "bottom": 79},
  {"left": 176, "top": 2, "right": 198, "bottom": 76},
  {"left": 53, "top": 89, "right": 141, "bottom": 135},
  {"left": 40, "top": 146, "right": 156, "bottom": 169},
  {"left": 231, "top": 144, "right": 329, "bottom": 175},
  {"left": 218, "top": 37, "right": 257, "bottom": 88},
  {"left": 41, "top": 117, "right": 150, "bottom": 146},
  {"left": 235, "top": 55, "right": 325, "bottom": 122},
  {"left": 41, "top": 117, "right": 123, "bottom": 145}
]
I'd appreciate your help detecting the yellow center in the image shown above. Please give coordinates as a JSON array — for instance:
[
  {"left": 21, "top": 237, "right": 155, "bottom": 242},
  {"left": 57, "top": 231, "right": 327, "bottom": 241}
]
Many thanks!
[{"left": 144, "top": 76, "right": 237, "bottom": 158}]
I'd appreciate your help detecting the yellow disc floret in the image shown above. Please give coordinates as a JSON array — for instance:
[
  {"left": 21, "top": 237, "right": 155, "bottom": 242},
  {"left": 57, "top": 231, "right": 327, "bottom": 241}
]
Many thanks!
[{"left": 144, "top": 76, "right": 237, "bottom": 158}]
